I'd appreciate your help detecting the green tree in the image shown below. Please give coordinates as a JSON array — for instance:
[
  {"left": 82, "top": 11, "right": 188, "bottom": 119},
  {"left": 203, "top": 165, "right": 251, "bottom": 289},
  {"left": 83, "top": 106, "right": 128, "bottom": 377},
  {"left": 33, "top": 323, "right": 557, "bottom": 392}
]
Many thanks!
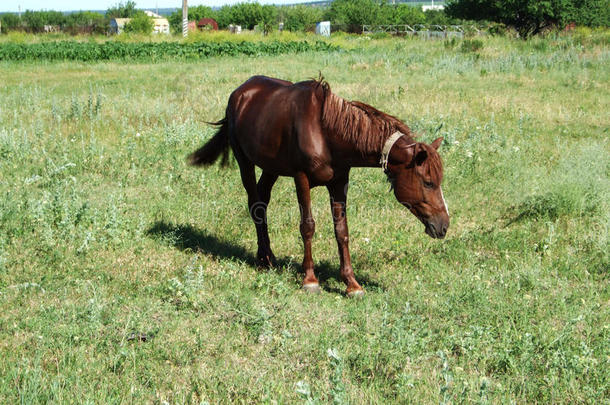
[
  {"left": 106, "top": 1, "right": 138, "bottom": 18},
  {"left": 38, "top": 11, "right": 67, "bottom": 27},
  {"left": 123, "top": 12, "right": 154, "bottom": 34},
  {"left": 326, "top": 0, "right": 382, "bottom": 32},
  {"left": 377, "top": 2, "right": 395, "bottom": 25},
  {"left": 259, "top": 5, "right": 278, "bottom": 34},
  {"left": 214, "top": 3, "right": 277, "bottom": 30},
  {"left": 564, "top": 0, "right": 610, "bottom": 27},
  {"left": 65, "top": 11, "right": 108, "bottom": 34},
  {"left": 22, "top": 11, "right": 45, "bottom": 31},
  {"left": 446, "top": 0, "right": 607, "bottom": 37},
  {"left": 392, "top": 4, "right": 426, "bottom": 25},
  {"left": 21, "top": 11, "right": 67, "bottom": 32},
  {"left": 278, "top": 5, "right": 324, "bottom": 32},
  {"left": 424, "top": 9, "right": 456, "bottom": 25},
  {"left": 0, "top": 13, "right": 21, "bottom": 32},
  {"left": 214, "top": 6, "right": 234, "bottom": 29},
  {"left": 168, "top": 5, "right": 215, "bottom": 33}
]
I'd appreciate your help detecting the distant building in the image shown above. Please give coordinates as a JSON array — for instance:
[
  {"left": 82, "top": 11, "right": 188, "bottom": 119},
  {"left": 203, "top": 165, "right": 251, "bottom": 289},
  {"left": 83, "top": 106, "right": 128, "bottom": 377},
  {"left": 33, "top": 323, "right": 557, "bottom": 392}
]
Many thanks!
[
  {"left": 316, "top": 21, "right": 331, "bottom": 37},
  {"left": 152, "top": 18, "right": 170, "bottom": 34},
  {"left": 109, "top": 17, "right": 170, "bottom": 34},
  {"left": 228, "top": 24, "right": 242, "bottom": 34},
  {"left": 44, "top": 25, "right": 60, "bottom": 33},
  {"left": 144, "top": 10, "right": 163, "bottom": 18},
  {"left": 422, "top": 5, "right": 445, "bottom": 11},
  {"left": 109, "top": 18, "right": 130, "bottom": 34},
  {"left": 197, "top": 18, "right": 219, "bottom": 31}
]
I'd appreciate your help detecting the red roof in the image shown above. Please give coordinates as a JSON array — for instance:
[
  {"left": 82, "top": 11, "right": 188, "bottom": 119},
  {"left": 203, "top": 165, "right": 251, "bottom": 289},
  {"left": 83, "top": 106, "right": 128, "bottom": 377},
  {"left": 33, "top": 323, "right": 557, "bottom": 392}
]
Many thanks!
[{"left": 197, "top": 18, "right": 218, "bottom": 30}]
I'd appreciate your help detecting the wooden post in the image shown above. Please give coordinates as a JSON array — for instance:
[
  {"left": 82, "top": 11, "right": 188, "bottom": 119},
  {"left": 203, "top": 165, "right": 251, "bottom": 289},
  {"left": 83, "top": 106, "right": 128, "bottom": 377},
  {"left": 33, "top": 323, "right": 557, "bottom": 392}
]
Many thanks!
[{"left": 182, "top": 0, "right": 188, "bottom": 38}]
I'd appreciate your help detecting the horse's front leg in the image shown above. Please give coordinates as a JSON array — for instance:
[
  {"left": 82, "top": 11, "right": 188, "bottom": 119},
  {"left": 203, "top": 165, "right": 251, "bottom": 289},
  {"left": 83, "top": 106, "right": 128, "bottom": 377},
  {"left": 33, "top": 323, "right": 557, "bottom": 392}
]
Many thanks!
[
  {"left": 294, "top": 172, "right": 320, "bottom": 293},
  {"left": 327, "top": 175, "right": 364, "bottom": 297}
]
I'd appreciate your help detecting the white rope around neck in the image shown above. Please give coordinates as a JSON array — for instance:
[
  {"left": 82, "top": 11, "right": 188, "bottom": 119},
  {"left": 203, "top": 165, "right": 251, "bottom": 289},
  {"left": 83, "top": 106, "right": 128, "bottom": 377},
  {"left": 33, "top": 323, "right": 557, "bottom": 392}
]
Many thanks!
[{"left": 379, "top": 131, "right": 416, "bottom": 172}]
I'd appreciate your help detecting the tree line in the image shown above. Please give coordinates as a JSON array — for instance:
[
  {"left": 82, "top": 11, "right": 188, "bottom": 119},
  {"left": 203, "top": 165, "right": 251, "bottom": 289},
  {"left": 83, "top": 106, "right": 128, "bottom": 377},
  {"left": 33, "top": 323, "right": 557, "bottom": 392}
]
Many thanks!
[
  {"left": 447, "top": 0, "right": 610, "bottom": 38},
  {"left": 1, "top": 0, "right": 608, "bottom": 37},
  {"left": 167, "top": 2, "right": 461, "bottom": 33},
  {"left": 0, "top": 2, "right": 154, "bottom": 34}
]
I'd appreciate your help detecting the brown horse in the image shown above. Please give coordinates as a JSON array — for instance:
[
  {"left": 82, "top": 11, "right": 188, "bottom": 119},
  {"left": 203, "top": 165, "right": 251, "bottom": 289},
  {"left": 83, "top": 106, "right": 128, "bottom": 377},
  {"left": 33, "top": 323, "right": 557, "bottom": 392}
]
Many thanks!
[{"left": 189, "top": 76, "right": 449, "bottom": 297}]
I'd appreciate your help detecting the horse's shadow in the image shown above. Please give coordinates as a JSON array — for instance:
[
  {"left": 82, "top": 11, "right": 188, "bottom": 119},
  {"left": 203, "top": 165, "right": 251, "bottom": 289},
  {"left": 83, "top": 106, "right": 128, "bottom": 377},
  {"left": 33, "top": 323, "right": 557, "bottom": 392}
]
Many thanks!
[{"left": 146, "top": 221, "right": 383, "bottom": 294}]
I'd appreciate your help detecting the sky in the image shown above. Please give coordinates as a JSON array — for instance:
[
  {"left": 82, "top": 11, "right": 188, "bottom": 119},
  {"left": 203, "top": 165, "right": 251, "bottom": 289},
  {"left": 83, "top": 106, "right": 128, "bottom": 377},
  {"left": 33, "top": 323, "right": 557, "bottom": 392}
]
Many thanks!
[{"left": 0, "top": 0, "right": 313, "bottom": 13}]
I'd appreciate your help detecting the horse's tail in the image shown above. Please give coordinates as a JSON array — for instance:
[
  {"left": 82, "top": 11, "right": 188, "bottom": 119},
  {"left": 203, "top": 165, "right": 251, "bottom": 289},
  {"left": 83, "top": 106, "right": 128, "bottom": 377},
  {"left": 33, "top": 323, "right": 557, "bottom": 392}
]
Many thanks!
[{"left": 188, "top": 118, "right": 231, "bottom": 167}]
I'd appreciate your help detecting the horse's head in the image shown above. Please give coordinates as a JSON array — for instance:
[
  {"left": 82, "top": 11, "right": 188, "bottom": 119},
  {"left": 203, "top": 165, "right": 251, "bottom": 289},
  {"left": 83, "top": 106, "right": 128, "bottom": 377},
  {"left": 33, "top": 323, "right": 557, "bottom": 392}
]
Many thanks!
[{"left": 386, "top": 137, "right": 450, "bottom": 239}]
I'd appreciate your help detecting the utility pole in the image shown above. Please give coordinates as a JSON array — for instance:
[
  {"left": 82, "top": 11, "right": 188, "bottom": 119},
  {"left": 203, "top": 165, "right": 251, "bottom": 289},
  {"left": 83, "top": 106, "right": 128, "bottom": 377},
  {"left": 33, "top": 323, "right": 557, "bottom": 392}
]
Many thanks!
[{"left": 182, "top": 0, "right": 188, "bottom": 38}]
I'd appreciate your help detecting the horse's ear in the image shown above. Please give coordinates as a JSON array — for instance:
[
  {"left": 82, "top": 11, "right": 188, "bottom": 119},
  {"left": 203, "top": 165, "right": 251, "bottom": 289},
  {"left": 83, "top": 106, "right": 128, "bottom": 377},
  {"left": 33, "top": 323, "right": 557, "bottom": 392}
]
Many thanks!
[
  {"left": 431, "top": 137, "right": 443, "bottom": 150},
  {"left": 413, "top": 148, "right": 428, "bottom": 166}
]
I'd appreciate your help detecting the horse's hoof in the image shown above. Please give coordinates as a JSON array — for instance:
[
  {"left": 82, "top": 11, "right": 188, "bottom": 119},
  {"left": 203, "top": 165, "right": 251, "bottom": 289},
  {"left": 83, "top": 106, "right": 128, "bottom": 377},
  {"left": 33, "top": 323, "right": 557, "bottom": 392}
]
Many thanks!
[
  {"left": 257, "top": 255, "right": 276, "bottom": 269},
  {"left": 303, "top": 283, "right": 321, "bottom": 294},
  {"left": 347, "top": 289, "right": 365, "bottom": 298}
]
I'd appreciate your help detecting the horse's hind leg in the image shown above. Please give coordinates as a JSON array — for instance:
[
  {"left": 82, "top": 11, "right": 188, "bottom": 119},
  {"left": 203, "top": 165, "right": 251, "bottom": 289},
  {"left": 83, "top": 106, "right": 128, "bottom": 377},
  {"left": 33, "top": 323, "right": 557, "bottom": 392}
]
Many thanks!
[
  {"left": 256, "top": 171, "right": 279, "bottom": 267},
  {"left": 233, "top": 146, "right": 277, "bottom": 268}
]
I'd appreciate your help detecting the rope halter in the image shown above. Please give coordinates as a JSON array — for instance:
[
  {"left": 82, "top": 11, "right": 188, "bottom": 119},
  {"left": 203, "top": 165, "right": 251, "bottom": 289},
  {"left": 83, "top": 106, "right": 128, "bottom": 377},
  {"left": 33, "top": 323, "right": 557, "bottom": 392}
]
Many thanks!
[{"left": 380, "top": 131, "right": 416, "bottom": 173}]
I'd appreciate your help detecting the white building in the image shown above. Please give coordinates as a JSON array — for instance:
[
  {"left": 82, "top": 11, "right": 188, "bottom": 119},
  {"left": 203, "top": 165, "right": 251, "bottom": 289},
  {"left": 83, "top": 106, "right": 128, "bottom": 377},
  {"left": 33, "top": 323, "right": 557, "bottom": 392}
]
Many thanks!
[
  {"left": 109, "top": 18, "right": 130, "bottom": 34},
  {"left": 316, "top": 21, "right": 331, "bottom": 37},
  {"left": 144, "top": 10, "right": 163, "bottom": 18},
  {"left": 109, "top": 16, "right": 170, "bottom": 35},
  {"left": 152, "top": 18, "right": 170, "bottom": 34}
]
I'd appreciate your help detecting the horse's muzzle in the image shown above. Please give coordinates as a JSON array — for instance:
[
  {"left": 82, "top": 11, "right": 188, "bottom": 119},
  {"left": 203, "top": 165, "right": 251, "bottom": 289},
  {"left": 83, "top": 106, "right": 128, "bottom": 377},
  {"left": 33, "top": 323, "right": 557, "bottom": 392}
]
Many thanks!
[{"left": 424, "top": 217, "right": 449, "bottom": 239}]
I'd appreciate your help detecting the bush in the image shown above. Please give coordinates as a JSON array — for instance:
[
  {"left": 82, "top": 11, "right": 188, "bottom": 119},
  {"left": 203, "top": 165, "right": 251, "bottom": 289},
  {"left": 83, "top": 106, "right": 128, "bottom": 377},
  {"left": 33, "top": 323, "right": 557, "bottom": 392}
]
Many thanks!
[
  {"left": 486, "top": 22, "right": 508, "bottom": 36},
  {"left": 123, "top": 13, "right": 154, "bottom": 34},
  {"left": 444, "top": 37, "right": 459, "bottom": 49},
  {"left": 0, "top": 40, "right": 339, "bottom": 61},
  {"left": 460, "top": 38, "right": 483, "bottom": 52}
]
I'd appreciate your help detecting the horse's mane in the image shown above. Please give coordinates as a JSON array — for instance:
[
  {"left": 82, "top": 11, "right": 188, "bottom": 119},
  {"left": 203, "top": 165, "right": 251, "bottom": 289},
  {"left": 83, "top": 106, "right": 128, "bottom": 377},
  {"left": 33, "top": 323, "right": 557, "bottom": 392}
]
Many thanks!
[{"left": 312, "top": 78, "right": 414, "bottom": 154}]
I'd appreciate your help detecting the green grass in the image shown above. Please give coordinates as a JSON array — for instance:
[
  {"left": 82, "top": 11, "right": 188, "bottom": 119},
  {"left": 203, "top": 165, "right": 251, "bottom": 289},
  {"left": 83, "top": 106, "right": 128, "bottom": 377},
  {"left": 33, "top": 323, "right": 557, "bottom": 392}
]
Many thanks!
[{"left": 0, "top": 33, "right": 608, "bottom": 403}]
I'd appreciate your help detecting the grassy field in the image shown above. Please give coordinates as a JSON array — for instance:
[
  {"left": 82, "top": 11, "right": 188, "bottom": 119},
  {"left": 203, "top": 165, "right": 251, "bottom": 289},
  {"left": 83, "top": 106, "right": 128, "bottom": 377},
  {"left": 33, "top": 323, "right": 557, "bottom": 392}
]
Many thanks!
[{"left": 0, "top": 33, "right": 608, "bottom": 403}]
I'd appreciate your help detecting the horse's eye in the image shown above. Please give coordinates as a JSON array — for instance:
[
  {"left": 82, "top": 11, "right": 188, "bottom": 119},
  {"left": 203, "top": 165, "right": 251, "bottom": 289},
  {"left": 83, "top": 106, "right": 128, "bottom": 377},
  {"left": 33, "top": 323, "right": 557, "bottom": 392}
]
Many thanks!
[{"left": 424, "top": 181, "right": 435, "bottom": 189}]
